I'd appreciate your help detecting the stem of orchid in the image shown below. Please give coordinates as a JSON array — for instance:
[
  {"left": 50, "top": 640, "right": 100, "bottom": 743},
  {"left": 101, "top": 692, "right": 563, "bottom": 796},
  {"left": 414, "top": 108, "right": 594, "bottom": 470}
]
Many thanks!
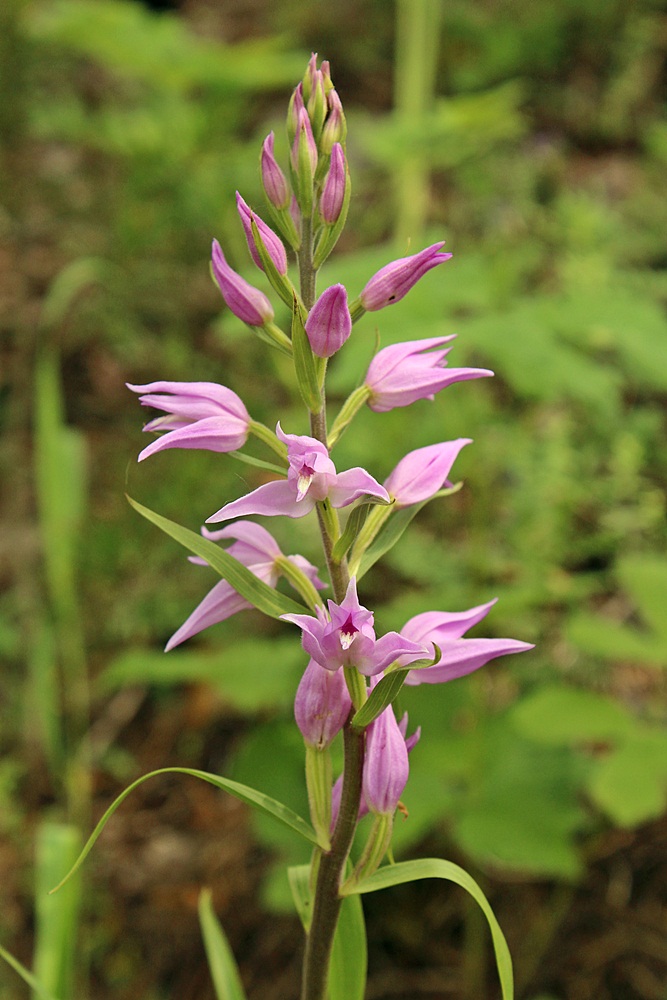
[
  {"left": 298, "top": 213, "right": 317, "bottom": 310},
  {"left": 300, "top": 718, "right": 365, "bottom": 1000}
]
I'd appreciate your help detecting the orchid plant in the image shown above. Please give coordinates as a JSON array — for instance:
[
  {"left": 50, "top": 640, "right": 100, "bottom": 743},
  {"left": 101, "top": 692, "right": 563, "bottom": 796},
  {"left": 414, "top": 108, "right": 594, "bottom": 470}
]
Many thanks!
[{"left": 56, "top": 56, "right": 533, "bottom": 1000}]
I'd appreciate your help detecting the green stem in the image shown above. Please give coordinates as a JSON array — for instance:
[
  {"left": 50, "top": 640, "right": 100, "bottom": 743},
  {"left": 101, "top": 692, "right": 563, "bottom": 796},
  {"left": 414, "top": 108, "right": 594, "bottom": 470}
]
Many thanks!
[{"left": 300, "top": 721, "right": 365, "bottom": 1000}]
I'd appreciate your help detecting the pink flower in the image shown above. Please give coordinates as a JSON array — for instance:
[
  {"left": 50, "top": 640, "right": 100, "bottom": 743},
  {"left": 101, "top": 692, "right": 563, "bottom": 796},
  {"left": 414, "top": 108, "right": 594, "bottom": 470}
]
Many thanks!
[
  {"left": 305, "top": 284, "right": 351, "bottom": 358},
  {"left": 165, "top": 521, "right": 324, "bottom": 651},
  {"left": 359, "top": 243, "right": 453, "bottom": 311},
  {"left": 282, "top": 579, "right": 429, "bottom": 677},
  {"left": 211, "top": 239, "right": 274, "bottom": 326},
  {"left": 236, "top": 192, "right": 288, "bottom": 275},
  {"left": 294, "top": 659, "right": 352, "bottom": 749},
  {"left": 384, "top": 439, "right": 471, "bottom": 507},
  {"left": 365, "top": 336, "right": 493, "bottom": 413},
  {"left": 207, "top": 425, "right": 389, "bottom": 523},
  {"left": 127, "top": 380, "right": 250, "bottom": 461},
  {"left": 399, "top": 599, "right": 534, "bottom": 684}
]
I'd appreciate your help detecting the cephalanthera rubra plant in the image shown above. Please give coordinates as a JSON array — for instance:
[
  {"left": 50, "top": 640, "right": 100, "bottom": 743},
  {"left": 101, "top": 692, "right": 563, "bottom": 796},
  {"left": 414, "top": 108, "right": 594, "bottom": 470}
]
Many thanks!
[{"left": 54, "top": 56, "right": 532, "bottom": 1000}]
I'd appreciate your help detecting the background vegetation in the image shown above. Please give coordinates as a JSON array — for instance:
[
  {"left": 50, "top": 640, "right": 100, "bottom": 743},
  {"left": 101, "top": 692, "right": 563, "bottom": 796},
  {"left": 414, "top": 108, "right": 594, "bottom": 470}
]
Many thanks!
[{"left": 1, "top": 0, "right": 666, "bottom": 998}]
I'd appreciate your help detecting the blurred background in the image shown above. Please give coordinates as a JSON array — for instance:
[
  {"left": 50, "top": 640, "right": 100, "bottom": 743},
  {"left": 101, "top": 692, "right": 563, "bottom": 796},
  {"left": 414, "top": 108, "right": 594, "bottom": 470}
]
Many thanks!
[{"left": 1, "top": 0, "right": 666, "bottom": 998}]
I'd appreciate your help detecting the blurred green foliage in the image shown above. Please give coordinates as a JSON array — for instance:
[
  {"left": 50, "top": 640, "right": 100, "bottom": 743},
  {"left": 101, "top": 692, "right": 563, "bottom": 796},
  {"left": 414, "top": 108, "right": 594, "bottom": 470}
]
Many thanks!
[{"left": 2, "top": 0, "right": 667, "bottom": 990}]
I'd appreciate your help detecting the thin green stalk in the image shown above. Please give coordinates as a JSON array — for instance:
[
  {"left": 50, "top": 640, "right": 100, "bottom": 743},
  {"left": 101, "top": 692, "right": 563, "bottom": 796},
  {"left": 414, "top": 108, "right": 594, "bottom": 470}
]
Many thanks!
[
  {"left": 394, "top": 0, "right": 444, "bottom": 244},
  {"left": 300, "top": 721, "right": 365, "bottom": 1000},
  {"left": 297, "top": 194, "right": 364, "bottom": 1000}
]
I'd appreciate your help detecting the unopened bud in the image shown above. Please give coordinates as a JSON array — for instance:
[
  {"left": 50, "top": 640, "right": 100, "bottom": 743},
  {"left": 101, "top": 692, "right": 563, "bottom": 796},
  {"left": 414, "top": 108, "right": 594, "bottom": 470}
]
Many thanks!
[
  {"left": 260, "top": 132, "right": 290, "bottom": 211},
  {"left": 320, "top": 143, "right": 347, "bottom": 224},
  {"left": 305, "top": 283, "right": 352, "bottom": 358},
  {"left": 211, "top": 239, "right": 274, "bottom": 327},
  {"left": 236, "top": 192, "right": 288, "bottom": 275},
  {"left": 321, "top": 89, "right": 347, "bottom": 154}
]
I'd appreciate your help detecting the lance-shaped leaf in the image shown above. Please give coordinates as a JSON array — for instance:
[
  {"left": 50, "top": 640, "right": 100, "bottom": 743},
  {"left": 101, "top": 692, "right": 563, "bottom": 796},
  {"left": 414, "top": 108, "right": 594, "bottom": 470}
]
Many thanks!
[
  {"left": 198, "top": 889, "right": 247, "bottom": 1000},
  {"left": 351, "top": 484, "right": 461, "bottom": 579},
  {"left": 127, "top": 496, "right": 308, "bottom": 620},
  {"left": 342, "top": 858, "right": 513, "bottom": 1000},
  {"left": 351, "top": 670, "right": 410, "bottom": 729},
  {"left": 50, "top": 767, "right": 321, "bottom": 896},
  {"left": 291, "top": 295, "right": 323, "bottom": 413}
]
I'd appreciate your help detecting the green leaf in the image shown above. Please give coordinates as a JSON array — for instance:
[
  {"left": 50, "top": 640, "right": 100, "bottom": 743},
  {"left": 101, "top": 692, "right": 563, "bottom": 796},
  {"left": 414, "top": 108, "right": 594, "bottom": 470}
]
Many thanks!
[
  {"left": 0, "top": 945, "right": 59, "bottom": 1000},
  {"left": 353, "top": 485, "right": 461, "bottom": 579},
  {"left": 99, "top": 638, "right": 303, "bottom": 712},
  {"left": 328, "top": 890, "right": 367, "bottom": 1000},
  {"left": 566, "top": 613, "right": 667, "bottom": 668},
  {"left": 291, "top": 296, "right": 322, "bottom": 414},
  {"left": 34, "top": 822, "right": 83, "bottom": 1000},
  {"left": 618, "top": 555, "right": 667, "bottom": 641},
  {"left": 332, "top": 503, "right": 371, "bottom": 563},
  {"left": 198, "top": 889, "right": 247, "bottom": 1000},
  {"left": 250, "top": 217, "right": 296, "bottom": 310},
  {"left": 126, "top": 496, "right": 308, "bottom": 620},
  {"left": 50, "top": 767, "right": 320, "bottom": 894},
  {"left": 312, "top": 163, "right": 352, "bottom": 269},
  {"left": 287, "top": 864, "right": 312, "bottom": 930},
  {"left": 588, "top": 730, "right": 667, "bottom": 827},
  {"left": 511, "top": 685, "right": 635, "bottom": 746},
  {"left": 343, "top": 858, "right": 513, "bottom": 1000},
  {"left": 351, "top": 670, "right": 409, "bottom": 729},
  {"left": 227, "top": 451, "right": 287, "bottom": 476}
]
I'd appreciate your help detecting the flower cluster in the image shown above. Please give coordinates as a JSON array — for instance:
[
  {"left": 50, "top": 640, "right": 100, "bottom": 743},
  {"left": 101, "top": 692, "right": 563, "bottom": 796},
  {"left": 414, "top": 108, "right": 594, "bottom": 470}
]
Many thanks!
[{"left": 127, "top": 55, "right": 533, "bottom": 933}]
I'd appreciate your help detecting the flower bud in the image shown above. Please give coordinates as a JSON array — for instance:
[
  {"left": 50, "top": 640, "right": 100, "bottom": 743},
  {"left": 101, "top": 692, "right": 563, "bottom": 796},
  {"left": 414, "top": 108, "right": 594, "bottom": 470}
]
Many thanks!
[
  {"left": 295, "top": 659, "right": 352, "bottom": 749},
  {"left": 291, "top": 108, "right": 318, "bottom": 175},
  {"left": 211, "top": 239, "right": 274, "bottom": 326},
  {"left": 301, "top": 53, "right": 318, "bottom": 104},
  {"left": 359, "top": 242, "right": 453, "bottom": 312},
  {"left": 260, "top": 132, "right": 290, "bottom": 210},
  {"left": 384, "top": 439, "right": 471, "bottom": 507},
  {"left": 236, "top": 192, "right": 288, "bottom": 276},
  {"left": 286, "top": 83, "right": 305, "bottom": 145},
  {"left": 305, "top": 283, "right": 351, "bottom": 358},
  {"left": 321, "top": 89, "right": 347, "bottom": 154},
  {"left": 319, "top": 143, "right": 347, "bottom": 224},
  {"left": 362, "top": 702, "right": 410, "bottom": 815},
  {"left": 291, "top": 109, "right": 319, "bottom": 213}
]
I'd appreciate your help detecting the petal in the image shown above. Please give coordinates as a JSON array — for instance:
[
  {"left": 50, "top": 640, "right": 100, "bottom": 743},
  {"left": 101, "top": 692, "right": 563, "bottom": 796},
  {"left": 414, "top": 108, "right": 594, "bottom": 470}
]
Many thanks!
[
  {"left": 327, "top": 468, "right": 390, "bottom": 508},
  {"left": 405, "top": 638, "right": 534, "bottom": 685},
  {"left": 201, "top": 521, "right": 283, "bottom": 562},
  {"left": 401, "top": 600, "right": 499, "bottom": 644},
  {"left": 137, "top": 415, "right": 249, "bottom": 461},
  {"left": 365, "top": 336, "right": 456, "bottom": 385},
  {"left": 165, "top": 580, "right": 252, "bottom": 651},
  {"left": 357, "top": 631, "right": 430, "bottom": 676},
  {"left": 207, "top": 481, "right": 314, "bottom": 523},
  {"left": 384, "top": 439, "right": 471, "bottom": 506}
]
